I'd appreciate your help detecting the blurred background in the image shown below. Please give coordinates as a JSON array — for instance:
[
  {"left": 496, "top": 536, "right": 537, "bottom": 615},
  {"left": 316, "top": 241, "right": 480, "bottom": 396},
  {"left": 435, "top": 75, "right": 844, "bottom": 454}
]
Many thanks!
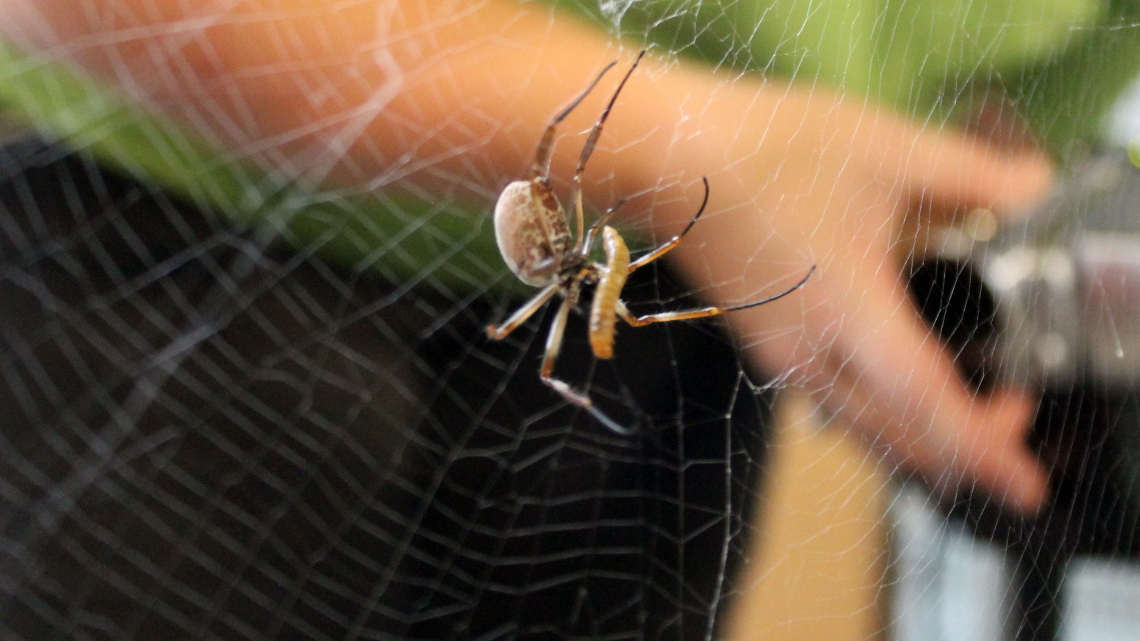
[{"left": 3, "top": 2, "right": 1140, "bottom": 640}]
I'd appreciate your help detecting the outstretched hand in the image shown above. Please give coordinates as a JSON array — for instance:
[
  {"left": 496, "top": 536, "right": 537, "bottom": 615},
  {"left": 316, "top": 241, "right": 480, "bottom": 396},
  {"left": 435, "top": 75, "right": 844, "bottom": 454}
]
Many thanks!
[{"left": 645, "top": 83, "right": 1055, "bottom": 514}]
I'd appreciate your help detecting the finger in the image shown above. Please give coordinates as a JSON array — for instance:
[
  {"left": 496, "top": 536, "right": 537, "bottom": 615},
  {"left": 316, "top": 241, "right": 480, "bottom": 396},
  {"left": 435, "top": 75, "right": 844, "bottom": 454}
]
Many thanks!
[
  {"left": 811, "top": 251, "right": 1050, "bottom": 514},
  {"left": 893, "top": 197, "right": 1009, "bottom": 261},
  {"left": 944, "top": 385, "right": 1049, "bottom": 513},
  {"left": 871, "top": 117, "right": 1056, "bottom": 214}
]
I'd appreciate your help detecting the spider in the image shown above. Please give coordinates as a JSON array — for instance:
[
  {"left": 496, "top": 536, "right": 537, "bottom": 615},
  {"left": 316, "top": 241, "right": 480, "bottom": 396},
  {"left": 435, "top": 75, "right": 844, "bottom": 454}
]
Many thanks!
[{"left": 486, "top": 50, "right": 815, "bottom": 433}]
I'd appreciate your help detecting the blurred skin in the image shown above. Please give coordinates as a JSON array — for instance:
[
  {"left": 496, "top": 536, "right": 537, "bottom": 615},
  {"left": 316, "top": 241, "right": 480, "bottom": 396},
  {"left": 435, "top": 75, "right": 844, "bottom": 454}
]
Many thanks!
[{"left": 0, "top": 0, "right": 1054, "bottom": 512}]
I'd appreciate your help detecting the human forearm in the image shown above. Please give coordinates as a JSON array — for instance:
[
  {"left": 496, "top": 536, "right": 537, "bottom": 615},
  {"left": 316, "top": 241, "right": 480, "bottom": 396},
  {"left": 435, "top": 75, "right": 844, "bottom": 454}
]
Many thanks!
[
  {"left": 1, "top": 0, "right": 1058, "bottom": 512},
  {"left": 0, "top": 1, "right": 713, "bottom": 224}
]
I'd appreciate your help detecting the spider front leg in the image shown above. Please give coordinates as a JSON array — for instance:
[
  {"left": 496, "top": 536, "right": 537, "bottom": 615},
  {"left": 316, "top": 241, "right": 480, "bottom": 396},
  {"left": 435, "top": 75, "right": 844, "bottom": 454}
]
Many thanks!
[
  {"left": 530, "top": 61, "right": 617, "bottom": 179},
  {"left": 569, "top": 50, "right": 646, "bottom": 255}
]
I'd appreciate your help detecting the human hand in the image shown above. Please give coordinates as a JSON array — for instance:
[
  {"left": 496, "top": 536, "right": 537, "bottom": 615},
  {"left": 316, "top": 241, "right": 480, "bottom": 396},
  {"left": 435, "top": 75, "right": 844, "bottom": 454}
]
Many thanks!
[{"left": 624, "top": 81, "right": 1054, "bottom": 514}]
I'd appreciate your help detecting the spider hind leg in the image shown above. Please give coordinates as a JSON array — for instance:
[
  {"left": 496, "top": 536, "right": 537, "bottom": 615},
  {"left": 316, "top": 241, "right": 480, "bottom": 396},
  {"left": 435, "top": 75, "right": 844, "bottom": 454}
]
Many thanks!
[
  {"left": 539, "top": 287, "right": 591, "bottom": 405},
  {"left": 541, "top": 371, "right": 634, "bottom": 436},
  {"left": 539, "top": 285, "right": 634, "bottom": 435}
]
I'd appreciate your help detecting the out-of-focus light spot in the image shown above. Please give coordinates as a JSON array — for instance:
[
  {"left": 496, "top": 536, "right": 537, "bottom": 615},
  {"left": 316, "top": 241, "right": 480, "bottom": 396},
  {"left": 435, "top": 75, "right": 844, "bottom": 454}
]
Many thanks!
[
  {"left": 965, "top": 207, "right": 998, "bottom": 242},
  {"left": 1128, "top": 139, "right": 1140, "bottom": 169}
]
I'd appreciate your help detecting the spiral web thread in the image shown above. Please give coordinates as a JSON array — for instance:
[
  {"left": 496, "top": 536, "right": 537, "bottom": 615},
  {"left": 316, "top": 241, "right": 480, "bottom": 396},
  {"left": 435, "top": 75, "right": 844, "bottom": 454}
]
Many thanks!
[{"left": 3, "top": 2, "right": 1140, "bottom": 640}]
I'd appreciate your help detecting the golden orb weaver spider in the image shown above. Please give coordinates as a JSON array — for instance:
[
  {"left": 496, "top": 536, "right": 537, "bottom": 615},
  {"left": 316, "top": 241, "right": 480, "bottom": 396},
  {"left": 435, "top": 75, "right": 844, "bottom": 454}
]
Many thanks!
[{"left": 486, "top": 50, "right": 815, "bottom": 433}]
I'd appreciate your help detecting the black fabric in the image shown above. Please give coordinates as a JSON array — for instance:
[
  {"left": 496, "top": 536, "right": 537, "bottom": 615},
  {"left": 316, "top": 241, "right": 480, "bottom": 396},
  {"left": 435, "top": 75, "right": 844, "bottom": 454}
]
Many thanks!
[{"left": 0, "top": 138, "right": 774, "bottom": 640}]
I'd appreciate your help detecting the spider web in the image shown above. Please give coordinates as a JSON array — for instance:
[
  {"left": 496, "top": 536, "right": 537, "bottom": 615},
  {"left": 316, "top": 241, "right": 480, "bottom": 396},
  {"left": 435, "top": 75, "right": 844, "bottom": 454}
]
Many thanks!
[{"left": 2, "top": 1, "right": 1140, "bottom": 640}]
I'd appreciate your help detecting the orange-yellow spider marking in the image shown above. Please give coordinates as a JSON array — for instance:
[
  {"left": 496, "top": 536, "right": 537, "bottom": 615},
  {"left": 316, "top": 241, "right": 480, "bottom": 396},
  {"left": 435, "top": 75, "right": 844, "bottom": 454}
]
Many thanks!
[{"left": 589, "top": 226, "right": 630, "bottom": 360}]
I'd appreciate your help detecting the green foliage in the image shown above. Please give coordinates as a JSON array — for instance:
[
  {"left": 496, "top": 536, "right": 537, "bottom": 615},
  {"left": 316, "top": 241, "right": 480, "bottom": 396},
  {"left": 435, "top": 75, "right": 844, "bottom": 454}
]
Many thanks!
[
  {"left": 0, "top": 41, "right": 502, "bottom": 290},
  {"left": 565, "top": 0, "right": 1137, "bottom": 157}
]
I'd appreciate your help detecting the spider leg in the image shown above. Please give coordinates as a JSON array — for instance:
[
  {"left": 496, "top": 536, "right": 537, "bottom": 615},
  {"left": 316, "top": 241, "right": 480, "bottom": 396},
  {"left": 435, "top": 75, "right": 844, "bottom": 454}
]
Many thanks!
[
  {"left": 616, "top": 265, "right": 816, "bottom": 326},
  {"left": 570, "top": 177, "right": 588, "bottom": 253},
  {"left": 578, "top": 198, "right": 627, "bottom": 258},
  {"left": 539, "top": 283, "right": 633, "bottom": 435},
  {"left": 628, "top": 176, "right": 709, "bottom": 273},
  {"left": 569, "top": 49, "right": 645, "bottom": 254},
  {"left": 574, "top": 50, "right": 646, "bottom": 181},
  {"left": 539, "top": 284, "right": 586, "bottom": 402},
  {"left": 486, "top": 284, "right": 559, "bottom": 340},
  {"left": 531, "top": 61, "right": 618, "bottom": 179}
]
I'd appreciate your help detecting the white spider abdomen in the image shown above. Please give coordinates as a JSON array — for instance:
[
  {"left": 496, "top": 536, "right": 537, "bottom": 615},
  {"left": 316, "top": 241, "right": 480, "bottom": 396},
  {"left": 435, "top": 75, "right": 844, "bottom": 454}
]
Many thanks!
[{"left": 493, "top": 179, "right": 571, "bottom": 287}]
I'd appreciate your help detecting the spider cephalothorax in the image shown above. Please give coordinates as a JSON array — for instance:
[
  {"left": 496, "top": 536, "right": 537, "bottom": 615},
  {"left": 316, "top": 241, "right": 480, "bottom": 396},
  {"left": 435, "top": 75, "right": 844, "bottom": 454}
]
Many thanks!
[{"left": 486, "top": 50, "right": 814, "bottom": 433}]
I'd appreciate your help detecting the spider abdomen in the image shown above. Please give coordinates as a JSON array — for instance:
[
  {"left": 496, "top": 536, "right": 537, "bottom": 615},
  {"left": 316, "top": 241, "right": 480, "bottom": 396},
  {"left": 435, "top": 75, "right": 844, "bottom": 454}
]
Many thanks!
[
  {"left": 493, "top": 179, "right": 571, "bottom": 287},
  {"left": 589, "top": 226, "right": 630, "bottom": 359}
]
